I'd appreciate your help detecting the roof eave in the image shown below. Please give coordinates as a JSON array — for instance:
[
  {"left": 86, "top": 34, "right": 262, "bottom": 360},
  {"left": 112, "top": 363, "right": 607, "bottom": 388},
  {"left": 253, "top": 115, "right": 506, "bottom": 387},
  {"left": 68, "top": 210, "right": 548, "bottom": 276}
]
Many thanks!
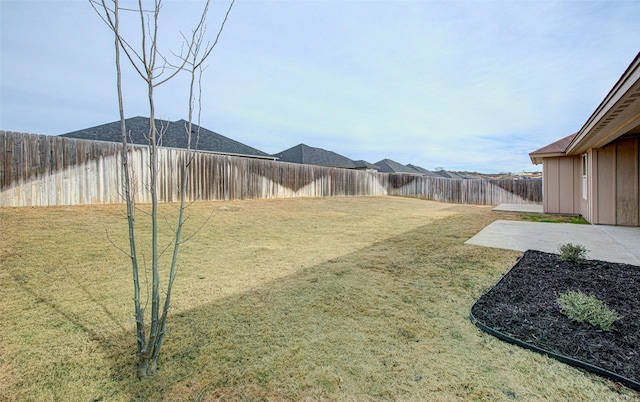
[
  {"left": 566, "top": 52, "right": 640, "bottom": 155},
  {"left": 529, "top": 151, "right": 566, "bottom": 165}
]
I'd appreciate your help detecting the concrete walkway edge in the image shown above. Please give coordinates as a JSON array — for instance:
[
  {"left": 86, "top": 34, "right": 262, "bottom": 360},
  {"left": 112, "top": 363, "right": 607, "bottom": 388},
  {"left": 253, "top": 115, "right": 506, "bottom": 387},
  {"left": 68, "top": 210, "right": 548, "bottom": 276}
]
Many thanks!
[
  {"left": 465, "top": 220, "right": 640, "bottom": 265},
  {"left": 492, "top": 204, "right": 543, "bottom": 214}
]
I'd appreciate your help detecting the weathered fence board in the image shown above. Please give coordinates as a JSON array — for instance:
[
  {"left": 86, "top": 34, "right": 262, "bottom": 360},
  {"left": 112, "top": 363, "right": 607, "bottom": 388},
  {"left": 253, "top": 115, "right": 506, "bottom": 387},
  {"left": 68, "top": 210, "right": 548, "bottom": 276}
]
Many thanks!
[{"left": 0, "top": 131, "right": 541, "bottom": 207}]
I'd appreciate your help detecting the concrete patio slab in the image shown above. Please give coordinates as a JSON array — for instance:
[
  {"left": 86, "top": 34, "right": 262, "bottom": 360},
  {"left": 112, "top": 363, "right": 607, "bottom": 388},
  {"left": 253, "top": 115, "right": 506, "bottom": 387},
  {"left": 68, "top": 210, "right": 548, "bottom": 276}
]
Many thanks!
[
  {"left": 492, "top": 204, "right": 543, "bottom": 214},
  {"left": 465, "top": 220, "right": 640, "bottom": 265}
]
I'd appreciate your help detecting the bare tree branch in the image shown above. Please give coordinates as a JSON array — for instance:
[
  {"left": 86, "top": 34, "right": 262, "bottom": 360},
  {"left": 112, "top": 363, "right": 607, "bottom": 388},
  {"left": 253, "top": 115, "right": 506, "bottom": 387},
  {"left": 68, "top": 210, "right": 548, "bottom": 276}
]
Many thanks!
[
  {"left": 91, "top": 0, "right": 234, "bottom": 378},
  {"left": 194, "top": 0, "right": 234, "bottom": 70},
  {"left": 104, "top": 227, "right": 132, "bottom": 257}
]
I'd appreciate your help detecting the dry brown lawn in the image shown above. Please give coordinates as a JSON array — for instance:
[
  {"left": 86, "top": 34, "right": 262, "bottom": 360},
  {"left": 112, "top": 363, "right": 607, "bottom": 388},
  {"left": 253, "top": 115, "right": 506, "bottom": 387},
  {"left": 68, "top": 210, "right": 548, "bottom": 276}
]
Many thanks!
[{"left": 1, "top": 196, "right": 637, "bottom": 401}]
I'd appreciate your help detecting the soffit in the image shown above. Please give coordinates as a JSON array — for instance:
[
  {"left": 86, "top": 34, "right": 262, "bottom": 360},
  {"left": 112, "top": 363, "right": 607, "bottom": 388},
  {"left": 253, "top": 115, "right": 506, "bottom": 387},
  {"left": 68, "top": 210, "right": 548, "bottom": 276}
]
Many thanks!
[{"left": 567, "top": 53, "right": 640, "bottom": 155}]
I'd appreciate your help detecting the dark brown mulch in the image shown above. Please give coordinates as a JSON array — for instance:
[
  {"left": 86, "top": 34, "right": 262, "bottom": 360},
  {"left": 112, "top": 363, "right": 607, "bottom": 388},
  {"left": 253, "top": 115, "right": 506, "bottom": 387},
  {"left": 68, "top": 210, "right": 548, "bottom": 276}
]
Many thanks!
[{"left": 471, "top": 250, "right": 640, "bottom": 388}]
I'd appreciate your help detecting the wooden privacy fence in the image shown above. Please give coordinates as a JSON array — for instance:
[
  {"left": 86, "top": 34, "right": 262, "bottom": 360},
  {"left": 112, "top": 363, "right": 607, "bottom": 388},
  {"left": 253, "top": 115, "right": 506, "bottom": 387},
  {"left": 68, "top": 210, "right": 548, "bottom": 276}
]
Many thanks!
[
  {"left": 1, "top": 131, "right": 541, "bottom": 207},
  {"left": 388, "top": 174, "right": 542, "bottom": 206}
]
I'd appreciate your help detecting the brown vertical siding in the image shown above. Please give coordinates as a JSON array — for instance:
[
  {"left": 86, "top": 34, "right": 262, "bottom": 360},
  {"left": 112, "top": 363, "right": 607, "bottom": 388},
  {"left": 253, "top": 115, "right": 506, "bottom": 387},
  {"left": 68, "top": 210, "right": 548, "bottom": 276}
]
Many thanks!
[
  {"left": 542, "top": 156, "right": 581, "bottom": 216},
  {"left": 543, "top": 158, "right": 560, "bottom": 213},
  {"left": 616, "top": 136, "right": 639, "bottom": 226},
  {"left": 559, "top": 157, "right": 576, "bottom": 213},
  {"left": 575, "top": 155, "right": 585, "bottom": 219},
  {"left": 595, "top": 144, "right": 616, "bottom": 225},
  {"left": 541, "top": 135, "right": 640, "bottom": 226}
]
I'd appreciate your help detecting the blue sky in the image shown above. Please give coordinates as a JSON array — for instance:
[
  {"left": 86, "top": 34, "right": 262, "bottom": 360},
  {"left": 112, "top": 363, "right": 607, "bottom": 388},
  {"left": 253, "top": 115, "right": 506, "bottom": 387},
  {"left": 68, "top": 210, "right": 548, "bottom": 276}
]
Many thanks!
[{"left": 1, "top": 1, "right": 639, "bottom": 173}]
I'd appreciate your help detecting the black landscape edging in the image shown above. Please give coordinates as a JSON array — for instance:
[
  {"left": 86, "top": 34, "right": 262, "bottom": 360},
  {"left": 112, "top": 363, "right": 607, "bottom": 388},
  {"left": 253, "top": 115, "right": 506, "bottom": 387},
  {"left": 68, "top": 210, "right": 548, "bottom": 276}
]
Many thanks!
[{"left": 470, "top": 268, "right": 640, "bottom": 392}]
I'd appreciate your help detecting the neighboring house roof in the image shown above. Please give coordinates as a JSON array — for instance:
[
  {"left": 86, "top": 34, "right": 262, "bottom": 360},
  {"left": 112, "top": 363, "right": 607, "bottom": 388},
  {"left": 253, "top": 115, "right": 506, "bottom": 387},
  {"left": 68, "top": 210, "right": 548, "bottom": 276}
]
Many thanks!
[
  {"left": 407, "top": 164, "right": 443, "bottom": 178},
  {"left": 433, "top": 170, "right": 468, "bottom": 179},
  {"left": 273, "top": 144, "right": 356, "bottom": 168},
  {"left": 374, "top": 159, "right": 422, "bottom": 175},
  {"left": 434, "top": 170, "right": 451, "bottom": 178},
  {"left": 354, "top": 160, "right": 380, "bottom": 170},
  {"left": 529, "top": 133, "right": 577, "bottom": 164},
  {"left": 60, "top": 116, "right": 275, "bottom": 159},
  {"left": 530, "top": 51, "right": 640, "bottom": 163}
]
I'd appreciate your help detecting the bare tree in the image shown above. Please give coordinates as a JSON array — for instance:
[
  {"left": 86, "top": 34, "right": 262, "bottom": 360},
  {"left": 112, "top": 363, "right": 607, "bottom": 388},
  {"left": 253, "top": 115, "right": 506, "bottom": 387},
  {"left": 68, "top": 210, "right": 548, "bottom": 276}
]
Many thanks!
[{"left": 89, "top": 0, "right": 234, "bottom": 378}]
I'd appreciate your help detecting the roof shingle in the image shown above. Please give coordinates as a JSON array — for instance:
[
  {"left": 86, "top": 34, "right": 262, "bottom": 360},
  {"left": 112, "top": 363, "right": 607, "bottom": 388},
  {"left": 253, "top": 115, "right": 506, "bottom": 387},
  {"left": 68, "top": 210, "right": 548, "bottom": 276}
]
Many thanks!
[
  {"left": 273, "top": 144, "right": 356, "bottom": 168},
  {"left": 354, "top": 160, "right": 380, "bottom": 170},
  {"left": 406, "top": 164, "right": 441, "bottom": 178},
  {"left": 530, "top": 133, "right": 577, "bottom": 155},
  {"left": 60, "top": 116, "right": 273, "bottom": 158},
  {"left": 374, "top": 159, "right": 422, "bottom": 175}
]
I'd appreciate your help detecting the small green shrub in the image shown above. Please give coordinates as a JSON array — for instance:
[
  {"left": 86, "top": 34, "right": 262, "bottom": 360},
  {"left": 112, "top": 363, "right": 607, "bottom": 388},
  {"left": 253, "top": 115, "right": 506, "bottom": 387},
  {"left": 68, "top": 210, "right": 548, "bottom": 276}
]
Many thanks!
[
  {"left": 558, "top": 243, "right": 589, "bottom": 263},
  {"left": 556, "top": 290, "right": 622, "bottom": 331}
]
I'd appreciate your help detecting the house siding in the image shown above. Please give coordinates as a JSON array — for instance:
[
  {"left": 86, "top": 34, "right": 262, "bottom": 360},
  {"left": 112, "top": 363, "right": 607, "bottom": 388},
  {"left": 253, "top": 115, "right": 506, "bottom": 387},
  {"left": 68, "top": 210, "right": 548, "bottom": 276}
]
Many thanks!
[
  {"left": 533, "top": 53, "right": 640, "bottom": 226},
  {"left": 542, "top": 158, "right": 557, "bottom": 213},
  {"left": 589, "top": 135, "right": 640, "bottom": 226},
  {"left": 584, "top": 150, "right": 598, "bottom": 223},
  {"left": 576, "top": 154, "right": 585, "bottom": 218},
  {"left": 594, "top": 143, "right": 616, "bottom": 225},
  {"left": 616, "top": 136, "right": 640, "bottom": 226},
  {"left": 542, "top": 156, "right": 579, "bottom": 215},
  {"left": 541, "top": 136, "right": 640, "bottom": 226}
]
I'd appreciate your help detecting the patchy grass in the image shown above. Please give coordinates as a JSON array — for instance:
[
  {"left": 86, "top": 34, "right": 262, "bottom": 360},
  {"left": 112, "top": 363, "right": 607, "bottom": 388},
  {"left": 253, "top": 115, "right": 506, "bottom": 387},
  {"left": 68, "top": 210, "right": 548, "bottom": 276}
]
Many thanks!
[
  {"left": 521, "top": 214, "right": 590, "bottom": 224},
  {"left": 1, "top": 197, "right": 637, "bottom": 401}
]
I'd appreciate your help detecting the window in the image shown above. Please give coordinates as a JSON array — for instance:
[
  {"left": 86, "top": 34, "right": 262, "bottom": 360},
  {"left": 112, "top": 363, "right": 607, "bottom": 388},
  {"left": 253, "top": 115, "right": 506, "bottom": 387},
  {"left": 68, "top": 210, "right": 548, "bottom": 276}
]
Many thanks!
[{"left": 582, "top": 154, "right": 587, "bottom": 200}]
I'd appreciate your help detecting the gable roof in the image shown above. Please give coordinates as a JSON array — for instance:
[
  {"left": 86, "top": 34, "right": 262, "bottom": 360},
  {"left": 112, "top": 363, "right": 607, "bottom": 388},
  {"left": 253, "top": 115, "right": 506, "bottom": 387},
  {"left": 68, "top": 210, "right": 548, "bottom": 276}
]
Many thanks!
[
  {"left": 406, "top": 164, "right": 441, "bottom": 178},
  {"left": 529, "top": 133, "right": 577, "bottom": 164},
  {"left": 60, "top": 116, "right": 275, "bottom": 159},
  {"left": 273, "top": 144, "right": 356, "bottom": 168},
  {"left": 374, "top": 159, "right": 422, "bottom": 175},
  {"left": 434, "top": 170, "right": 468, "bottom": 180},
  {"left": 353, "top": 160, "right": 380, "bottom": 170}
]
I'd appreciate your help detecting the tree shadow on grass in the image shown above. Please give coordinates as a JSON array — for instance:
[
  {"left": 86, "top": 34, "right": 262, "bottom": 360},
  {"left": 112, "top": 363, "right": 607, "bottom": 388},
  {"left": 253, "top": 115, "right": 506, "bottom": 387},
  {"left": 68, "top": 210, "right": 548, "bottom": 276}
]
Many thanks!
[
  {"left": 104, "top": 210, "right": 527, "bottom": 400},
  {"left": 7, "top": 268, "right": 136, "bottom": 383},
  {"left": 9, "top": 207, "right": 632, "bottom": 400}
]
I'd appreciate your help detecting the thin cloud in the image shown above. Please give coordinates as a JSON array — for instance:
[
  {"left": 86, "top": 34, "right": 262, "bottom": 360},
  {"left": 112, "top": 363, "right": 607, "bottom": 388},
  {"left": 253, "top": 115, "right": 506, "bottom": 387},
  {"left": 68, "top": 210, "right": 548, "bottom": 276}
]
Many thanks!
[{"left": 1, "top": 1, "right": 639, "bottom": 173}]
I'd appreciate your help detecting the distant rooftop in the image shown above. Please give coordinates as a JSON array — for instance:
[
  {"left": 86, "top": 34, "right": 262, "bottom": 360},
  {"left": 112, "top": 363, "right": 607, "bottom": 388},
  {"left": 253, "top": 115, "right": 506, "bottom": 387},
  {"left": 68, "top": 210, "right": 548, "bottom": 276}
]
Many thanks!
[
  {"left": 434, "top": 170, "right": 468, "bottom": 180},
  {"left": 273, "top": 143, "right": 356, "bottom": 168},
  {"left": 406, "top": 164, "right": 441, "bottom": 178},
  {"left": 374, "top": 159, "right": 422, "bottom": 175},
  {"left": 60, "top": 116, "right": 275, "bottom": 159},
  {"left": 354, "top": 160, "right": 380, "bottom": 170}
]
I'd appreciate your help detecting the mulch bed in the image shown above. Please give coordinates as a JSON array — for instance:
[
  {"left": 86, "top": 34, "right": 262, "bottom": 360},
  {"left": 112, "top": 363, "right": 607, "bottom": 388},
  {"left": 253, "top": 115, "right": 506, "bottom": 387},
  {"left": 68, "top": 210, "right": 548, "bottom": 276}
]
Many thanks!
[{"left": 471, "top": 250, "right": 640, "bottom": 389}]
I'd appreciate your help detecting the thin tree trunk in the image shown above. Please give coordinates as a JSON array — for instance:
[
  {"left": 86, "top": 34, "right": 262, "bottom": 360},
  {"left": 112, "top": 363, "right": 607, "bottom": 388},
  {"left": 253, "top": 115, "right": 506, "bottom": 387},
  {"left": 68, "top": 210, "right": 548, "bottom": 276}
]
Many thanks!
[
  {"left": 108, "top": 0, "right": 146, "bottom": 378},
  {"left": 151, "top": 65, "right": 198, "bottom": 369},
  {"left": 91, "top": 0, "right": 232, "bottom": 379}
]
